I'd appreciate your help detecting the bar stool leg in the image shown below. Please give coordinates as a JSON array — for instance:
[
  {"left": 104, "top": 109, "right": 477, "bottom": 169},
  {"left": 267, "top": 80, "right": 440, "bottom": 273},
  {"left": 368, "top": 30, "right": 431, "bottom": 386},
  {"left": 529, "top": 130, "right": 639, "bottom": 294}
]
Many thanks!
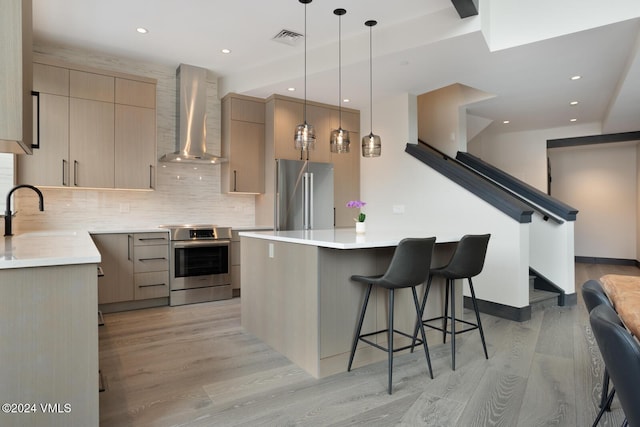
[
  {"left": 468, "top": 278, "right": 488, "bottom": 359},
  {"left": 410, "top": 275, "right": 433, "bottom": 353},
  {"left": 411, "top": 287, "right": 433, "bottom": 379},
  {"left": 443, "top": 279, "right": 450, "bottom": 344},
  {"left": 450, "top": 278, "right": 456, "bottom": 370},
  {"left": 348, "top": 284, "right": 373, "bottom": 372},
  {"left": 388, "top": 289, "right": 395, "bottom": 394}
]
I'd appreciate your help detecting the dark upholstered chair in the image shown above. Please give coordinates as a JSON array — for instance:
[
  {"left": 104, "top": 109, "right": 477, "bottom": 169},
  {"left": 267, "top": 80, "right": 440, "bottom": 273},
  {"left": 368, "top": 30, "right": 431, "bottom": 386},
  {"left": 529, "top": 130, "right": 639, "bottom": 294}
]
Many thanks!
[
  {"left": 590, "top": 304, "right": 640, "bottom": 427},
  {"left": 412, "top": 234, "right": 490, "bottom": 370},
  {"left": 581, "top": 279, "right": 618, "bottom": 426},
  {"left": 348, "top": 237, "right": 436, "bottom": 394}
]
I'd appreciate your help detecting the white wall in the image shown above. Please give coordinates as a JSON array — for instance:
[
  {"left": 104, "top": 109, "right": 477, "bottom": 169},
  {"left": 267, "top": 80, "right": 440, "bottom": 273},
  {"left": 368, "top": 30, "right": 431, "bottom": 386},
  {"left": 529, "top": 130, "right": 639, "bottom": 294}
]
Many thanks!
[
  {"left": 468, "top": 121, "right": 602, "bottom": 192},
  {"left": 549, "top": 143, "right": 638, "bottom": 260},
  {"left": 12, "top": 44, "right": 256, "bottom": 233},
  {"left": 360, "top": 93, "right": 530, "bottom": 308}
]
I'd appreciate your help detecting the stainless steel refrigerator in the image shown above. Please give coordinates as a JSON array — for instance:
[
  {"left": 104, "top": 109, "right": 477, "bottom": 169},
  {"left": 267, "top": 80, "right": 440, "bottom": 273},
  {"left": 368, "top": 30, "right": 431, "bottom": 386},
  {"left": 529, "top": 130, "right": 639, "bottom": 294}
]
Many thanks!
[{"left": 275, "top": 159, "right": 334, "bottom": 231}]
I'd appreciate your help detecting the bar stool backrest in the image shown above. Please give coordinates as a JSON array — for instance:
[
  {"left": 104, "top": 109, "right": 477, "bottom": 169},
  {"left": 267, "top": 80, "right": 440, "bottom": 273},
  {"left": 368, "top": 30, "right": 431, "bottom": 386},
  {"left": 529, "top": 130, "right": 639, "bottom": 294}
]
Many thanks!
[
  {"left": 590, "top": 304, "right": 640, "bottom": 427},
  {"left": 380, "top": 237, "right": 436, "bottom": 287},
  {"left": 440, "top": 234, "right": 490, "bottom": 279},
  {"left": 581, "top": 280, "right": 613, "bottom": 313}
]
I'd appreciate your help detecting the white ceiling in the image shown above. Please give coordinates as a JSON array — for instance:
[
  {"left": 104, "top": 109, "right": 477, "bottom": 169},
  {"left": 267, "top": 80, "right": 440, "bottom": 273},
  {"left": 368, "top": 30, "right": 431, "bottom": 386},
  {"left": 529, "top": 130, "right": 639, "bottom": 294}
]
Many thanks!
[{"left": 32, "top": 0, "right": 640, "bottom": 134}]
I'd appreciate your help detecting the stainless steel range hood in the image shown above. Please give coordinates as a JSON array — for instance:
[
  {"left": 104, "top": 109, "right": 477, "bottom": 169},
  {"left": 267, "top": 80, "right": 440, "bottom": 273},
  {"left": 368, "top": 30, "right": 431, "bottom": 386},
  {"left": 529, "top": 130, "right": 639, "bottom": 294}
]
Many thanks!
[{"left": 160, "top": 64, "right": 226, "bottom": 164}]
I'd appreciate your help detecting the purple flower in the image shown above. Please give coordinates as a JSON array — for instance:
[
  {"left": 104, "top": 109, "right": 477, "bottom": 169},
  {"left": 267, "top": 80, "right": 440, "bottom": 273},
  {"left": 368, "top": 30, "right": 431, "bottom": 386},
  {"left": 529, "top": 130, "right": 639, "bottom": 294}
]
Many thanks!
[{"left": 346, "top": 200, "right": 366, "bottom": 209}]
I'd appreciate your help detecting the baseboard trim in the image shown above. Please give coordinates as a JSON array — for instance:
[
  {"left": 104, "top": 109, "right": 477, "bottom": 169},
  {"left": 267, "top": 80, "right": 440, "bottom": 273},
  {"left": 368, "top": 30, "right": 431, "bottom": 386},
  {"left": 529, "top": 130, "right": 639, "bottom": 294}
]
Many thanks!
[
  {"left": 575, "top": 256, "right": 638, "bottom": 266},
  {"left": 464, "top": 296, "right": 531, "bottom": 322}
]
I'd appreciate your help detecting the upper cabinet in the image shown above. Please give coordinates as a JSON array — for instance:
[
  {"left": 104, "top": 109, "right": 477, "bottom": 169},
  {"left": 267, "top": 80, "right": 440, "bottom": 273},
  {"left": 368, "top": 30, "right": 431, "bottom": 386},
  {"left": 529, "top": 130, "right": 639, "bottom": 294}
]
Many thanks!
[
  {"left": 18, "top": 58, "right": 157, "bottom": 190},
  {"left": 0, "top": 0, "right": 33, "bottom": 154},
  {"left": 221, "top": 93, "right": 265, "bottom": 194}
]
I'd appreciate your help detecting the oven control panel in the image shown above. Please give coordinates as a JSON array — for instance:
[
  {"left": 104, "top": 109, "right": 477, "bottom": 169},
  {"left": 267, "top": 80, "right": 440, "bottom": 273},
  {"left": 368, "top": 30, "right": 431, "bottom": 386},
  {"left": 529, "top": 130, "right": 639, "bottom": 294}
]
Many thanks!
[{"left": 189, "top": 229, "right": 215, "bottom": 239}]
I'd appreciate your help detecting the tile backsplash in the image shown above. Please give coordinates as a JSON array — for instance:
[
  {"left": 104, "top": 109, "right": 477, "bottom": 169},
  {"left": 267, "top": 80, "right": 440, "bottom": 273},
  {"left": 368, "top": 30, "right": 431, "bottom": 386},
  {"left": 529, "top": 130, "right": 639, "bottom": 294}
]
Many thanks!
[{"left": 11, "top": 44, "right": 256, "bottom": 233}]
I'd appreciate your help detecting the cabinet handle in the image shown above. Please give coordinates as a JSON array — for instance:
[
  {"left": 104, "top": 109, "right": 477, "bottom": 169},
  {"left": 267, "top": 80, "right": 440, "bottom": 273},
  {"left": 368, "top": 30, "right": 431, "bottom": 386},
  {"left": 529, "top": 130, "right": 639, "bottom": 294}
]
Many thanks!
[
  {"left": 138, "top": 283, "right": 166, "bottom": 288},
  {"left": 233, "top": 170, "right": 237, "bottom": 192},
  {"left": 31, "top": 91, "right": 40, "bottom": 149},
  {"left": 73, "top": 160, "right": 79, "bottom": 186},
  {"left": 138, "top": 237, "right": 167, "bottom": 242},
  {"left": 149, "top": 165, "right": 154, "bottom": 189},
  {"left": 62, "top": 159, "right": 68, "bottom": 186},
  {"left": 138, "top": 257, "right": 167, "bottom": 262},
  {"left": 127, "top": 234, "right": 133, "bottom": 261}
]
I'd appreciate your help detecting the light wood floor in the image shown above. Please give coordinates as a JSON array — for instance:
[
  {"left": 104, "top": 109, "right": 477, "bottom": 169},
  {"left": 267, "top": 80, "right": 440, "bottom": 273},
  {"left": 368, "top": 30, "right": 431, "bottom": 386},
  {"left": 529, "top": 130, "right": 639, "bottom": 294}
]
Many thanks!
[{"left": 99, "top": 263, "right": 635, "bottom": 426}]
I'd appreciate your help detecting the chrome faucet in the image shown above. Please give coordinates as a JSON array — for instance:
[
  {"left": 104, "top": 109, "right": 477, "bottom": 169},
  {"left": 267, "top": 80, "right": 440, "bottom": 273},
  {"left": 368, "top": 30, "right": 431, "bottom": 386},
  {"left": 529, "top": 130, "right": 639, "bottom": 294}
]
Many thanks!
[{"left": 4, "top": 185, "right": 44, "bottom": 237}]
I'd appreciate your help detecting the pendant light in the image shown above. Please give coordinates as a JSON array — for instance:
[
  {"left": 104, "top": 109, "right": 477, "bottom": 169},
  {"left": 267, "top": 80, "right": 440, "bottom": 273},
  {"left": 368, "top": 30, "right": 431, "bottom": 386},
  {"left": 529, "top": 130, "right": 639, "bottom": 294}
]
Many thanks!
[
  {"left": 330, "top": 8, "right": 350, "bottom": 154},
  {"left": 294, "top": 0, "right": 316, "bottom": 155},
  {"left": 362, "top": 19, "right": 381, "bottom": 157}
]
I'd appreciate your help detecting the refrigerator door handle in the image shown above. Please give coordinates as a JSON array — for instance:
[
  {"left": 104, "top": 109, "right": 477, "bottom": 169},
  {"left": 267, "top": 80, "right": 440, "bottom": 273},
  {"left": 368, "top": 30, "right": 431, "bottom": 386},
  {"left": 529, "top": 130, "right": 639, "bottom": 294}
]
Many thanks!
[
  {"left": 309, "top": 172, "right": 314, "bottom": 229},
  {"left": 303, "top": 172, "right": 310, "bottom": 230}
]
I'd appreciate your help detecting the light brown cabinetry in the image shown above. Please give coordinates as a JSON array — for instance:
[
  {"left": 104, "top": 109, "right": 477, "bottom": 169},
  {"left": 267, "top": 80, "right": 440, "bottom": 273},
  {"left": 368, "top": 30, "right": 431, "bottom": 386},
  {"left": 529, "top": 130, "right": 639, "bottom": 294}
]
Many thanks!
[
  {"left": 331, "top": 110, "right": 361, "bottom": 227},
  {"left": 93, "top": 232, "right": 169, "bottom": 309},
  {"left": 231, "top": 230, "right": 241, "bottom": 297},
  {"left": 18, "top": 58, "right": 157, "bottom": 189},
  {"left": 0, "top": 0, "right": 33, "bottom": 154},
  {"left": 221, "top": 94, "right": 265, "bottom": 193},
  {"left": 133, "top": 233, "right": 169, "bottom": 300},
  {"left": 93, "top": 233, "right": 134, "bottom": 304}
]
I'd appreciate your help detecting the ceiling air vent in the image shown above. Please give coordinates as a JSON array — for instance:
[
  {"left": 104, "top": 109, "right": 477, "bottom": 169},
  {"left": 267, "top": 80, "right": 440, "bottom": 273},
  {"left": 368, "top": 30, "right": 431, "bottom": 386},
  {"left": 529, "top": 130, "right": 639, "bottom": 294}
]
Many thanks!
[{"left": 272, "top": 29, "right": 304, "bottom": 46}]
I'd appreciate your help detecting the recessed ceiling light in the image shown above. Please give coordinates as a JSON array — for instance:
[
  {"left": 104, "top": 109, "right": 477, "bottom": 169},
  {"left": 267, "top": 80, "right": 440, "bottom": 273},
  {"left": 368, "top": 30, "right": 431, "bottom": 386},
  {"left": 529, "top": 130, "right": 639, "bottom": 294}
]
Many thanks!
[
  {"left": 221, "top": 48, "right": 231, "bottom": 54},
  {"left": 136, "top": 27, "right": 148, "bottom": 34},
  {"left": 571, "top": 75, "right": 582, "bottom": 80},
  {"left": 503, "top": 120, "right": 510, "bottom": 124},
  {"left": 343, "top": 98, "right": 350, "bottom": 103},
  {"left": 288, "top": 87, "right": 296, "bottom": 92},
  {"left": 570, "top": 118, "right": 577, "bottom": 122},
  {"left": 570, "top": 101, "right": 579, "bottom": 105}
]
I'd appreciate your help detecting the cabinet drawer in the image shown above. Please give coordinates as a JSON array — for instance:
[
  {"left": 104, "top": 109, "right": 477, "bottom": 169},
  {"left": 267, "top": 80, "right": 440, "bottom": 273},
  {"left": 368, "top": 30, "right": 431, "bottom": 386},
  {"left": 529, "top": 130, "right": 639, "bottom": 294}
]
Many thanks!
[
  {"left": 134, "top": 245, "right": 168, "bottom": 273},
  {"left": 135, "top": 271, "right": 169, "bottom": 300},
  {"left": 134, "top": 232, "right": 169, "bottom": 246}
]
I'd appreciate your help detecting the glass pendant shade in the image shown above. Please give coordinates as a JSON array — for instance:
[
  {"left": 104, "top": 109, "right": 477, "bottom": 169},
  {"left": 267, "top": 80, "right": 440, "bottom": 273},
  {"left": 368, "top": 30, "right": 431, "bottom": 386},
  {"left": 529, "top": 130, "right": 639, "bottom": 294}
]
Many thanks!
[
  {"left": 295, "top": 0, "right": 314, "bottom": 152},
  {"left": 330, "top": 128, "right": 350, "bottom": 153},
  {"left": 362, "top": 132, "right": 381, "bottom": 157},
  {"left": 330, "top": 8, "right": 350, "bottom": 154},
  {"left": 295, "top": 122, "right": 316, "bottom": 151},
  {"left": 363, "top": 19, "right": 381, "bottom": 158}
]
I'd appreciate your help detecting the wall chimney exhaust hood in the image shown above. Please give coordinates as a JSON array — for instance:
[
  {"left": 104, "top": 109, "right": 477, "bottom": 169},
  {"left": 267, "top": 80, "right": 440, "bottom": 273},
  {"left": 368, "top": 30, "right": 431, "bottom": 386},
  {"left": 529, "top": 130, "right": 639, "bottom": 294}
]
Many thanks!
[{"left": 160, "top": 64, "right": 226, "bottom": 164}]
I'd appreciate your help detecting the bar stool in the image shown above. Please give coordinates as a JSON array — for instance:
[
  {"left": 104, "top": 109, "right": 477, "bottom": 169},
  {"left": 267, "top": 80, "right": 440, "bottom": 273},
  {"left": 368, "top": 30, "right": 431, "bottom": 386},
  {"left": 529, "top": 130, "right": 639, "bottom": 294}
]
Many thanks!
[
  {"left": 581, "top": 279, "right": 618, "bottom": 426},
  {"left": 348, "top": 237, "right": 436, "bottom": 394},
  {"left": 590, "top": 304, "right": 640, "bottom": 427},
  {"left": 412, "top": 234, "right": 490, "bottom": 370}
]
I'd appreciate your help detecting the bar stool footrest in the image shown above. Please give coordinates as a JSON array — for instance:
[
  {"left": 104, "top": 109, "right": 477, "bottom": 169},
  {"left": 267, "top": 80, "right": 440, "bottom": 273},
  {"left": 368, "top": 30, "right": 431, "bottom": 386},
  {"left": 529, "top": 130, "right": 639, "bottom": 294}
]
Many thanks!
[
  {"left": 421, "top": 315, "right": 479, "bottom": 335},
  {"left": 359, "top": 328, "right": 425, "bottom": 353}
]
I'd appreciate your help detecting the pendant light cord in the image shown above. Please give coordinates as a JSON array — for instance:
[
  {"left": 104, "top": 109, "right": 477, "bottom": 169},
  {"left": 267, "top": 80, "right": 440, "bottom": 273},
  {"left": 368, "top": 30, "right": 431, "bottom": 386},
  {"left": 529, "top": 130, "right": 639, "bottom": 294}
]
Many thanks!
[
  {"left": 338, "top": 11, "right": 342, "bottom": 127},
  {"left": 369, "top": 23, "right": 373, "bottom": 135},
  {"left": 303, "top": 2, "right": 308, "bottom": 124}
]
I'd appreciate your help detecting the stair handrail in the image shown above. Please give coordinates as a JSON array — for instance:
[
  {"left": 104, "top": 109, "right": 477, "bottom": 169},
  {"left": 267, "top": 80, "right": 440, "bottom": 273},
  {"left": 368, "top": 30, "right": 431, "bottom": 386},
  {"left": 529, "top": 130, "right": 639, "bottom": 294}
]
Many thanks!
[{"left": 413, "top": 140, "right": 564, "bottom": 223}]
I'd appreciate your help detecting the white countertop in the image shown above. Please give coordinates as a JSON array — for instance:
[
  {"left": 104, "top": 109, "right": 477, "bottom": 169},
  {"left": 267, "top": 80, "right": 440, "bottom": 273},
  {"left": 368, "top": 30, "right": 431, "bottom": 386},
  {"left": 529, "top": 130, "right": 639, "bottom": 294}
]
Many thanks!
[
  {"left": 238, "top": 228, "right": 460, "bottom": 249},
  {"left": 0, "top": 231, "right": 101, "bottom": 270}
]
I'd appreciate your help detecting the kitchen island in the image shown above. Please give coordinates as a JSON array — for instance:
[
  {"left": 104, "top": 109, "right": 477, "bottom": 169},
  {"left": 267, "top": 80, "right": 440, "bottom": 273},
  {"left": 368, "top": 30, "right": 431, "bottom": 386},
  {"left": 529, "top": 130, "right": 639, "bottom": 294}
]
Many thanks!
[
  {"left": 239, "top": 228, "right": 460, "bottom": 378},
  {"left": 0, "top": 231, "right": 100, "bottom": 427}
]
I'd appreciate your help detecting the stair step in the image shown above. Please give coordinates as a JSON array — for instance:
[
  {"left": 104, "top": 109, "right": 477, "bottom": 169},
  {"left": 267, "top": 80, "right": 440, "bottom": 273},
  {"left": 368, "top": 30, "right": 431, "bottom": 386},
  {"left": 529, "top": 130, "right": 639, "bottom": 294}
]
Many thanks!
[{"left": 530, "top": 288, "right": 560, "bottom": 311}]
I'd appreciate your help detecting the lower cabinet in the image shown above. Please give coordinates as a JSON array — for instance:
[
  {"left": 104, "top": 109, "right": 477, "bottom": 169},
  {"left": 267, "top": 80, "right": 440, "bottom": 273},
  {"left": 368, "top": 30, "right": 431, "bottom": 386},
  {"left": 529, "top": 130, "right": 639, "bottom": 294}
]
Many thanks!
[
  {"left": 231, "top": 230, "right": 241, "bottom": 297},
  {"left": 92, "top": 232, "right": 169, "bottom": 311},
  {"left": 133, "top": 233, "right": 169, "bottom": 300}
]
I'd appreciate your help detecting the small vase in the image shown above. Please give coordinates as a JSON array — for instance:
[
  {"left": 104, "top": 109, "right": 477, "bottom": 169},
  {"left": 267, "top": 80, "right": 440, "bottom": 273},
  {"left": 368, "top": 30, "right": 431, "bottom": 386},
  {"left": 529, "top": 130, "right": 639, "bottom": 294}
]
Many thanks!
[{"left": 355, "top": 221, "right": 366, "bottom": 234}]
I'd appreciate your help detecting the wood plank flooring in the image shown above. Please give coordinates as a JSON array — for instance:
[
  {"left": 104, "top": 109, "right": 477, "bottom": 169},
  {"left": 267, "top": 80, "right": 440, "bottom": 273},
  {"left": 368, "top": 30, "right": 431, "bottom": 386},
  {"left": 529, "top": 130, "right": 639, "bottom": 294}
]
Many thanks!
[{"left": 99, "top": 262, "right": 635, "bottom": 426}]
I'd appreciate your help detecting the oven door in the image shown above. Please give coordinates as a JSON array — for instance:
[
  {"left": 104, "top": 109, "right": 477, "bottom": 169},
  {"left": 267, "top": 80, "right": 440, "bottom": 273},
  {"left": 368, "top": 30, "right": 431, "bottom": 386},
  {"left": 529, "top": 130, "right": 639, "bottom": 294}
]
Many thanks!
[{"left": 170, "top": 240, "right": 231, "bottom": 290}]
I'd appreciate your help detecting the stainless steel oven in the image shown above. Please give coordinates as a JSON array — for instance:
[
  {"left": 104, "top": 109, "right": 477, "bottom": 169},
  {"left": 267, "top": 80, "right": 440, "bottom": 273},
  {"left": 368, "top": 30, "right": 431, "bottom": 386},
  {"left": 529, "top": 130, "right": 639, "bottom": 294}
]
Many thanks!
[{"left": 160, "top": 225, "right": 232, "bottom": 306}]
